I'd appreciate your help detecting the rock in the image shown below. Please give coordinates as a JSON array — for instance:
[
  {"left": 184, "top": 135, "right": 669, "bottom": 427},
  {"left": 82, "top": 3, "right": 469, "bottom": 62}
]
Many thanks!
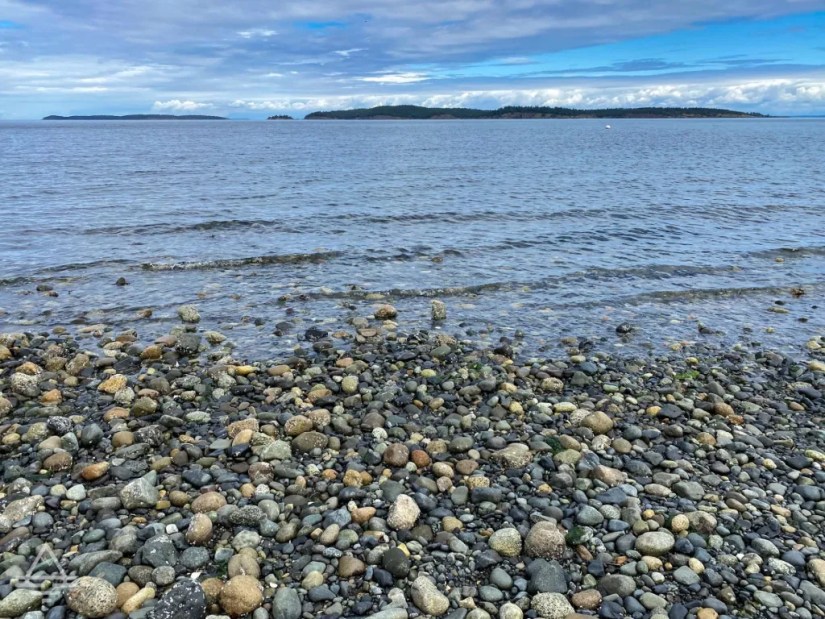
[
  {"left": 411, "top": 575, "right": 449, "bottom": 616},
  {"left": 2, "top": 495, "right": 43, "bottom": 522},
  {"left": 341, "top": 375, "right": 360, "bottom": 394},
  {"left": 98, "top": 374, "right": 127, "bottom": 394},
  {"left": 291, "top": 431, "right": 328, "bottom": 452},
  {"left": 0, "top": 590, "right": 42, "bottom": 617},
  {"left": 431, "top": 300, "right": 447, "bottom": 321},
  {"left": 387, "top": 494, "right": 420, "bottom": 530},
  {"left": 492, "top": 443, "right": 533, "bottom": 468},
  {"left": 374, "top": 304, "right": 398, "bottom": 320},
  {"left": 120, "top": 473, "right": 159, "bottom": 509},
  {"left": 66, "top": 576, "right": 118, "bottom": 618},
  {"left": 186, "top": 513, "right": 213, "bottom": 545},
  {"left": 152, "top": 579, "right": 207, "bottom": 619},
  {"left": 384, "top": 444, "right": 410, "bottom": 467},
  {"left": 191, "top": 491, "right": 227, "bottom": 513},
  {"left": 635, "top": 531, "right": 675, "bottom": 556},
  {"left": 524, "top": 521, "right": 566, "bottom": 559},
  {"left": 673, "top": 565, "right": 701, "bottom": 586},
  {"left": 338, "top": 555, "right": 366, "bottom": 578},
  {"left": 673, "top": 481, "right": 705, "bottom": 501},
  {"left": 531, "top": 593, "right": 574, "bottom": 619},
  {"left": 499, "top": 603, "right": 523, "bottom": 619},
  {"left": 272, "top": 587, "right": 302, "bottom": 619},
  {"left": 43, "top": 451, "right": 74, "bottom": 473},
  {"left": 488, "top": 528, "right": 523, "bottom": 557},
  {"left": 177, "top": 305, "right": 201, "bottom": 323},
  {"left": 580, "top": 411, "right": 614, "bottom": 434},
  {"left": 809, "top": 558, "right": 825, "bottom": 587},
  {"left": 598, "top": 574, "right": 636, "bottom": 597},
  {"left": 11, "top": 372, "right": 39, "bottom": 397},
  {"left": 220, "top": 575, "right": 262, "bottom": 616},
  {"left": 382, "top": 547, "right": 411, "bottom": 579}
]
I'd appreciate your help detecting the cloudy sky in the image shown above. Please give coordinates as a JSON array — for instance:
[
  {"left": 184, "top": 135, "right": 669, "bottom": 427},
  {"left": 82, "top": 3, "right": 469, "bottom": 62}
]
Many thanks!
[{"left": 1, "top": 1, "right": 824, "bottom": 118}]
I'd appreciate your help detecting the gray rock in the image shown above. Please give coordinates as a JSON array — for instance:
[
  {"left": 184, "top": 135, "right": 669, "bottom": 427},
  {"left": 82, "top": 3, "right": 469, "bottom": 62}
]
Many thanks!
[
  {"left": 66, "top": 576, "right": 118, "bottom": 618},
  {"left": 120, "top": 473, "right": 159, "bottom": 509},
  {"left": 142, "top": 535, "right": 178, "bottom": 568},
  {"left": 635, "top": 531, "right": 675, "bottom": 556},
  {"left": 0, "top": 590, "right": 42, "bottom": 617},
  {"left": 271, "top": 587, "right": 302, "bottom": 619},
  {"left": 411, "top": 575, "right": 449, "bottom": 616},
  {"left": 673, "top": 566, "right": 700, "bottom": 586},
  {"left": 531, "top": 593, "right": 574, "bottom": 619},
  {"left": 152, "top": 579, "right": 207, "bottom": 619}
]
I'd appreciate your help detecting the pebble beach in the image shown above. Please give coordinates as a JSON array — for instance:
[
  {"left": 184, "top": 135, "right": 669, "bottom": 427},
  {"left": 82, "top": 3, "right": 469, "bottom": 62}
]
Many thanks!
[{"left": 1, "top": 303, "right": 824, "bottom": 619}]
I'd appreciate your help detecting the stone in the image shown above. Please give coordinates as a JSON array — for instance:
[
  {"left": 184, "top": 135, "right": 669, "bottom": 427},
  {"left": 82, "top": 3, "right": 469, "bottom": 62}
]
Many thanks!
[
  {"left": 66, "top": 576, "right": 118, "bottom": 618},
  {"left": 220, "top": 575, "right": 263, "bottom": 616},
  {"left": 152, "top": 579, "right": 207, "bottom": 619},
  {"left": 673, "top": 565, "right": 701, "bottom": 586},
  {"left": 431, "top": 300, "right": 447, "bottom": 321},
  {"left": 186, "top": 513, "right": 213, "bottom": 545},
  {"left": 178, "top": 304, "right": 201, "bottom": 323},
  {"left": 488, "top": 528, "right": 523, "bottom": 557},
  {"left": 524, "top": 521, "right": 566, "bottom": 559},
  {"left": 191, "top": 491, "right": 227, "bottom": 513},
  {"left": 531, "top": 593, "right": 574, "bottom": 619},
  {"left": 580, "top": 411, "right": 614, "bottom": 434},
  {"left": 598, "top": 574, "right": 635, "bottom": 597},
  {"left": 411, "top": 575, "right": 449, "bottom": 616},
  {"left": 2, "top": 495, "right": 43, "bottom": 522},
  {"left": 809, "top": 558, "right": 825, "bottom": 587},
  {"left": 384, "top": 444, "right": 410, "bottom": 467},
  {"left": 635, "top": 531, "right": 675, "bottom": 556},
  {"left": 387, "top": 494, "right": 421, "bottom": 530},
  {"left": 374, "top": 304, "right": 398, "bottom": 320},
  {"left": 571, "top": 589, "right": 602, "bottom": 610},
  {"left": 98, "top": 374, "right": 127, "bottom": 394},
  {"left": 120, "top": 473, "right": 159, "bottom": 509},
  {"left": 272, "top": 587, "right": 302, "bottom": 619},
  {"left": 291, "top": 431, "right": 328, "bottom": 452},
  {"left": 492, "top": 443, "right": 533, "bottom": 468},
  {"left": 0, "top": 590, "right": 42, "bottom": 617}
]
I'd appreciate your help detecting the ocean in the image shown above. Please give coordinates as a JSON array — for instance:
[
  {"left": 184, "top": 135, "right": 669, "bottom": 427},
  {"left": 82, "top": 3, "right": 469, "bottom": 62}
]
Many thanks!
[{"left": 1, "top": 118, "right": 823, "bottom": 356}]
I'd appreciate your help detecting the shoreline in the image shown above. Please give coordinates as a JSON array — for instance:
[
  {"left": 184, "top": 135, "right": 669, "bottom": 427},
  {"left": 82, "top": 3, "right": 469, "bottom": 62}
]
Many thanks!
[{"left": 1, "top": 310, "right": 824, "bottom": 619}]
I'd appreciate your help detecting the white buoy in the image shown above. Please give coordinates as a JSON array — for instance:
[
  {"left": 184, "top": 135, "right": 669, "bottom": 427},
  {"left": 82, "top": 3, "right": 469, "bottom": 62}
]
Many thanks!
[{"left": 605, "top": 124, "right": 612, "bottom": 129}]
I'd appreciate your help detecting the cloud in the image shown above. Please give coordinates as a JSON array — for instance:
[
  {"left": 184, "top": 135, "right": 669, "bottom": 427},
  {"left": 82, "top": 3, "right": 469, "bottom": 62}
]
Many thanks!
[
  {"left": 225, "top": 77, "right": 825, "bottom": 115},
  {"left": 360, "top": 72, "right": 430, "bottom": 83},
  {"left": 152, "top": 99, "right": 211, "bottom": 111},
  {"left": 237, "top": 29, "right": 277, "bottom": 39},
  {"left": 0, "top": 1, "right": 822, "bottom": 117}
]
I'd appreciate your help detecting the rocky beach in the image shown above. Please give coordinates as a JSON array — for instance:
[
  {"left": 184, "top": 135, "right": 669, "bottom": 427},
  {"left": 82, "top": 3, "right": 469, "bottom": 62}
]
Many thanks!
[{"left": 0, "top": 304, "right": 824, "bottom": 619}]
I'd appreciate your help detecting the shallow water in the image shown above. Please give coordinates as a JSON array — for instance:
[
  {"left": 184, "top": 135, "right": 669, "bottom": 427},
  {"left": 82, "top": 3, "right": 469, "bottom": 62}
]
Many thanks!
[{"left": 1, "top": 118, "right": 824, "bottom": 356}]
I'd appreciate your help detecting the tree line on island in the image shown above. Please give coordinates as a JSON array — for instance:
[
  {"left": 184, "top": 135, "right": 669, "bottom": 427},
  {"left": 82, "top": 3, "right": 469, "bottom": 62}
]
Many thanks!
[
  {"left": 43, "top": 105, "right": 768, "bottom": 121},
  {"left": 303, "top": 105, "right": 767, "bottom": 119}
]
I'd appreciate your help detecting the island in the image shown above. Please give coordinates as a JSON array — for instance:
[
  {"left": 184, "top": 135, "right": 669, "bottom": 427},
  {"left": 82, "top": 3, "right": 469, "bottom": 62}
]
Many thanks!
[
  {"left": 304, "top": 105, "right": 766, "bottom": 120},
  {"left": 43, "top": 114, "right": 227, "bottom": 120},
  {"left": 267, "top": 115, "right": 294, "bottom": 120}
]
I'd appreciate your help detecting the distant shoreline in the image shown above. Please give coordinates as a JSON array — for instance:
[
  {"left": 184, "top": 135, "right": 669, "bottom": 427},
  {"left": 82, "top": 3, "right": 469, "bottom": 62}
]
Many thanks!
[
  {"left": 41, "top": 105, "right": 771, "bottom": 122},
  {"left": 304, "top": 104, "right": 768, "bottom": 120}
]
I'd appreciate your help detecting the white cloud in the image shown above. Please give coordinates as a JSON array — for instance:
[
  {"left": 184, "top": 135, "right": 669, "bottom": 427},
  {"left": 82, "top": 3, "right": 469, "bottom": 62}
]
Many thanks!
[
  {"left": 360, "top": 72, "right": 429, "bottom": 84},
  {"left": 225, "top": 77, "right": 825, "bottom": 115},
  {"left": 237, "top": 29, "right": 277, "bottom": 39},
  {"left": 152, "top": 99, "right": 211, "bottom": 111}
]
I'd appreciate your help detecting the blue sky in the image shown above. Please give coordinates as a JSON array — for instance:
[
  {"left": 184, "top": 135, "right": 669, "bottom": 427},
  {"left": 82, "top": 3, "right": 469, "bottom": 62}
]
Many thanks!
[{"left": 0, "top": 1, "right": 823, "bottom": 118}]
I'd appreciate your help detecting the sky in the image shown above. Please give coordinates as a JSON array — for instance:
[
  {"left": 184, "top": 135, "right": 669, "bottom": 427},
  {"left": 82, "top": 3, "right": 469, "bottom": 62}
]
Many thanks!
[{"left": 0, "top": 1, "right": 824, "bottom": 119}]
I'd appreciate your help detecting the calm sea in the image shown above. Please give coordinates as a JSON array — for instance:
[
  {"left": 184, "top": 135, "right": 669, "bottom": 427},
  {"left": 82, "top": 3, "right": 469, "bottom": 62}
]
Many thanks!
[{"left": 1, "top": 119, "right": 823, "bottom": 356}]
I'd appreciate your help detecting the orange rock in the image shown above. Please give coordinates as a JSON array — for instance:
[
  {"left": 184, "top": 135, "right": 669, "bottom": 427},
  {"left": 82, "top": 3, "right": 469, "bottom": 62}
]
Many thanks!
[
  {"left": 103, "top": 407, "right": 130, "bottom": 421},
  {"left": 98, "top": 374, "right": 127, "bottom": 394},
  {"left": 40, "top": 389, "right": 63, "bottom": 405},
  {"left": 81, "top": 462, "right": 110, "bottom": 480},
  {"left": 410, "top": 450, "right": 431, "bottom": 468}
]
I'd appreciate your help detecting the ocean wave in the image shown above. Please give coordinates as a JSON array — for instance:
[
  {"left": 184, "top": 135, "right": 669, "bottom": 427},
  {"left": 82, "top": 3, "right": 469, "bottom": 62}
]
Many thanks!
[{"left": 140, "top": 251, "right": 344, "bottom": 271}]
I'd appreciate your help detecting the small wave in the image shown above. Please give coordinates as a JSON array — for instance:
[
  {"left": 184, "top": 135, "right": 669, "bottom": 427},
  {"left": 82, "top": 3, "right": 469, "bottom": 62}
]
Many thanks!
[
  {"left": 34, "top": 258, "right": 133, "bottom": 275},
  {"left": 744, "top": 245, "right": 825, "bottom": 260},
  {"left": 613, "top": 281, "right": 825, "bottom": 307},
  {"left": 84, "top": 218, "right": 301, "bottom": 236},
  {"left": 140, "top": 251, "right": 344, "bottom": 271}
]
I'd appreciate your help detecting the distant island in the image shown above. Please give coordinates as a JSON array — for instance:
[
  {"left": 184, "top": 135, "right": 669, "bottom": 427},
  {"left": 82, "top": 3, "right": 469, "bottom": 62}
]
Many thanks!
[
  {"left": 305, "top": 105, "right": 767, "bottom": 120},
  {"left": 43, "top": 114, "right": 227, "bottom": 120},
  {"left": 267, "top": 115, "right": 294, "bottom": 120}
]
